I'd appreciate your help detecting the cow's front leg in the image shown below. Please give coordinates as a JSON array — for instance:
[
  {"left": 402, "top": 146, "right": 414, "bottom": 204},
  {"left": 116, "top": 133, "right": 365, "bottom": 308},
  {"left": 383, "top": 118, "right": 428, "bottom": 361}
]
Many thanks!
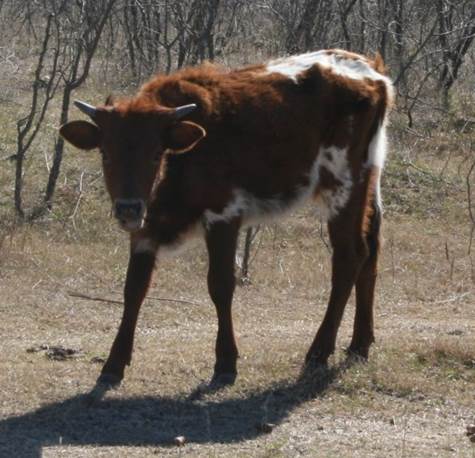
[
  {"left": 98, "top": 236, "right": 157, "bottom": 387},
  {"left": 205, "top": 219, "right": 240, "bottom": 386}
]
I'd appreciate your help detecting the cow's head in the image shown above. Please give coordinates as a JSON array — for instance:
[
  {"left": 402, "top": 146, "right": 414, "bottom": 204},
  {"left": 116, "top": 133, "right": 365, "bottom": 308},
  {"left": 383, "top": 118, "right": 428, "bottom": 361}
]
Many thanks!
[{"left": 60, "top": 99, "right": 206, "bottom": 232}]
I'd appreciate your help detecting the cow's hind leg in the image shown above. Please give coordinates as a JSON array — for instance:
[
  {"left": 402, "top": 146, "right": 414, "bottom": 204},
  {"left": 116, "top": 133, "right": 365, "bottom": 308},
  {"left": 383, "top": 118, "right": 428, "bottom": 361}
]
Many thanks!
[
  {"left": 348, "top": 200, "right": 381, "bottom": 359},
  {"left": 205, "top": 219, "right": 240, "bottom": 386},
  {"left": 305, "top": 212, "right": 368, "bottom": 367}
]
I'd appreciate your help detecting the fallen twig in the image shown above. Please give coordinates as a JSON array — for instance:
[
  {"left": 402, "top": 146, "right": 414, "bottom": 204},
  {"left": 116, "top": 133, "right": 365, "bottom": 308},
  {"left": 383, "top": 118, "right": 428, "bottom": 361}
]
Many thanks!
[
  {"left": 68, "top": 290, "right": 203, "bottom": 307},
  {"left": 68, "top": 291, "right": 122, "bottom": 305}
]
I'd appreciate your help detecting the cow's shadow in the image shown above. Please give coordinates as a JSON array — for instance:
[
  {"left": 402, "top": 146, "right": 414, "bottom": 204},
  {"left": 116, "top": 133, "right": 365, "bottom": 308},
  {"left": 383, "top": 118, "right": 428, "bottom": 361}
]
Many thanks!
[{"left": 0, "top": 361, "right": 353, "bottom": 457}]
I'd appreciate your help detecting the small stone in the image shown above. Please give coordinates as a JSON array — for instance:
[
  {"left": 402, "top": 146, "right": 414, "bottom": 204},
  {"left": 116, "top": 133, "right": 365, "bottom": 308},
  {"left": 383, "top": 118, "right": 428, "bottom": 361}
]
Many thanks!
[
  {"left": 174, "top": 436, "right": 186, "bottom": 446},
  {"left": 239, "top": 276, "right": 252, "bottom": 286},
  {"left": 256, "top": 422, "right": 275, "bottom": 433},
  {"left": 389, "top": 418, "right": 395, "bottom": 426}
]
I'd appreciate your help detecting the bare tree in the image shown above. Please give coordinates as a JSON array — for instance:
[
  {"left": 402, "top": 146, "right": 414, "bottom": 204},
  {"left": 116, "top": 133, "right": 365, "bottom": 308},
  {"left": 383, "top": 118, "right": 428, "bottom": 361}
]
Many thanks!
[
  {"left": 14, "top": 11, "right": 63, "bottom": 218},
  {"left": 43, "top": 0, "right": 117, "bottom": 212},
  {"left": 337, "top": 0, "right": 358, "bottom": 50},
  {"left": 11, "top": 0, "right": 117, "bottom": 218},
  {"left": 437, "top": 0, "right": 475, "bottom": 108},
  {"left": 466, "top": 152, "right": 475, "bottom": 256}
]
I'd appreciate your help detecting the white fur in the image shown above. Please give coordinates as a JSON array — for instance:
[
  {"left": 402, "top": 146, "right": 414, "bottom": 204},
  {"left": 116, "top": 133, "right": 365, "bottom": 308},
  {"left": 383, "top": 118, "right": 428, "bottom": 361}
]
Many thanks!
[
  {"left": 313, "top": 146, "right": 353, "bottom": 219},
  {"left": 133, "top": 224, "right": 204, "bottom": 258},
  {"left": 265, "top": 50, "right": 392, "bottom": 88},
  {"left": 204, "top": 190, "right": 289, "bottom": 227},
  {"left": 366, "top": 115, "right": 389, "bottom": 210},
  {"left": 367, "top": 120, "right": 388, "bottom": 168},
  {"left": 374, "top": 178, "right": 382, "bottom": 211}
]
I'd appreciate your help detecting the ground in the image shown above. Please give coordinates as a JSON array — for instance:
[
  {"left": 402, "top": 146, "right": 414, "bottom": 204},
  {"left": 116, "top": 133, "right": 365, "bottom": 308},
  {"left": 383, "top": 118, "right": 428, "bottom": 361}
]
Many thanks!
[
  {"left": 0, "top": 149, "right": 474, "bottom": 456},
  {"left": 0, "top": 69, "right": 474, "bottom": 456}
]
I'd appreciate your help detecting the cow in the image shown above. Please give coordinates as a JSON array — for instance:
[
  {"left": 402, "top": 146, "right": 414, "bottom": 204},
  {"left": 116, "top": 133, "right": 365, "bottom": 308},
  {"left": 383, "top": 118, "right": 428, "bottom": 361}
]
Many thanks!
[{"left": 60, "top": 49, "right": 393, "bottom": 391}]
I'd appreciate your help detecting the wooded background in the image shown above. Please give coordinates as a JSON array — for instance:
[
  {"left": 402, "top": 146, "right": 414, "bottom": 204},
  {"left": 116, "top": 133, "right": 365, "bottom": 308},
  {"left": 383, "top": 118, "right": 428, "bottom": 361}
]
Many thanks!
[{"left": 0, "top": 0, "right": 474, "bottom": 224}]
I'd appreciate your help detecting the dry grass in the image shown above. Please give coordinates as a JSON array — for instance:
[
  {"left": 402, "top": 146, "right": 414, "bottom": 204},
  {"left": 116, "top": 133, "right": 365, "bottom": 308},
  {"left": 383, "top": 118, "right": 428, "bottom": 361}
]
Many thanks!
[{"left": 0, "top": 152, "right": 474, "bottom": 456}]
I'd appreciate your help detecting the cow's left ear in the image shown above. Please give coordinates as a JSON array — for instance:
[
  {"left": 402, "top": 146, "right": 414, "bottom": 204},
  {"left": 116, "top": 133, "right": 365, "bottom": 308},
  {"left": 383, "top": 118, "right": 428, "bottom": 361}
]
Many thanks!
[{"left": 165, "top": 121, "right": 206, "bottom": 154}]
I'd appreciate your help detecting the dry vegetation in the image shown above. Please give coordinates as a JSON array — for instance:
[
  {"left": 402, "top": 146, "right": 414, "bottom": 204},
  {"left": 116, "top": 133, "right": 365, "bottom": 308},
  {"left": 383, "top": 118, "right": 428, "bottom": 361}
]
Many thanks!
[
  {"left": 0, "top": 128, "right": 473, "bottom": 457},
  {"left": 0, "top": 1, "right": 474, "bottom": 457}
]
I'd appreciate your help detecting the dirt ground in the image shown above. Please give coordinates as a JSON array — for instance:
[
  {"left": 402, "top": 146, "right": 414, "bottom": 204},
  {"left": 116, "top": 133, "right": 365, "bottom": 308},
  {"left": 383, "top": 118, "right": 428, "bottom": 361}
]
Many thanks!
[{"left": 0, "top": 202, "right": 473, "bottom": 457}]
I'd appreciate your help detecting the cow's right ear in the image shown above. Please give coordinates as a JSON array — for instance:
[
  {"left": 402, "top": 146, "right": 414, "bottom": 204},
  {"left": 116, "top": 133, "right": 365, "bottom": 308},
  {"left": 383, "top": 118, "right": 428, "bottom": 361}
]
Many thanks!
[{"left": 59, "top": 120, "right": 101, "bottom": 150}]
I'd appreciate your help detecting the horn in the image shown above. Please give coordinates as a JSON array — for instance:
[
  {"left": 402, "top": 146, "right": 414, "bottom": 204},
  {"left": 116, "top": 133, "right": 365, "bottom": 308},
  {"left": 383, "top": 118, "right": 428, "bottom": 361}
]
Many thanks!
[
  {"left": 173, "top": 103, "right": 197, "bottom": 119},
  {"left": 74, "top": 100, "right": 97, "bottom": 118}
]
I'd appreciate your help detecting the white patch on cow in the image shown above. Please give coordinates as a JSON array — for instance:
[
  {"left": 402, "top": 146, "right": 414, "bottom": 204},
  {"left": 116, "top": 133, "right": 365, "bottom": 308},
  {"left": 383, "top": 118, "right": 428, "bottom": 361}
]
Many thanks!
[
  {"left": 265, "top": 50, "right": 392, "bottom": 89},
  {"left": 204, "top": 191, "right": 289, "bottom": 227},
  {"left": 374, "top": 179, "right": 382, "bottom": 210},
  {"left": 367, "top": 120, "right": 388, "bottom": 168},
  {"left": 204, "top": 192, "right": 247, "bottom": 225},
  {"left": 313, "top": 146, "right": 353, "bottom": 219},
  {"left": 366, "top": 115, "right": 389, "bottom": 210},
  {"left": 203, "top": 146, "right": 353, "bottom": 226},
  {"left": 133, "top": 225, "right": 204, "bottom": 259}
]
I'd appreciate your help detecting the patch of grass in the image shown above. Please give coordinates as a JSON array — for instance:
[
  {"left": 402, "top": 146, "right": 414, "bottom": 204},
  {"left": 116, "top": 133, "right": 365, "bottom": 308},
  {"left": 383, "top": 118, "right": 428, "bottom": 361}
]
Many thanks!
[
  {"left": 383, "top": 152, "right": 467, "bottom": 220},
  {"left": 412, "top": 339, "right": 475, "bottom": 377},
  {"left": 329, "top": 337, "right": 475, "bottom": 411}
]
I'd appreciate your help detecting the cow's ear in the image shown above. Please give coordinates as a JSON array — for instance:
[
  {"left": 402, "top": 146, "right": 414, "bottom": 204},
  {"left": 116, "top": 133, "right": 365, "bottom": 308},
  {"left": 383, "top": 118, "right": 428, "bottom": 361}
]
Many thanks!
[
  {"left": 59, "top": 120, "right": 101, "bottom": 150},
  {"left": 165, "top": 121, "right": 206, "bottom": 154}
]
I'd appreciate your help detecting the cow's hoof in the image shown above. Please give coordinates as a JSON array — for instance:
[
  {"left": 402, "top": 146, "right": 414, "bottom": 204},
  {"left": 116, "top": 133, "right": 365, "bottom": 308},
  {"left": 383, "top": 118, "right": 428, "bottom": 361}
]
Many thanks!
[
  {"left": 187, "top": 372, "right": 237, "bottom": 401},
  {"left": 303, "top": 358, "right": 328, "bottom": 375},
  {"left": 305, "top": 351, "right": 329, "bottom": 369},
  {"left": 210, "top": 372, "right": 237, "bottom": 388},
  {"left": 345, "top": 346, "right": 369, "bottom": 361},
  {"left": 97, "top": 373, "right": 123, "bottom": 388},
  {"left": 82, "top": 374, "right": 122, "bottom": 406}
]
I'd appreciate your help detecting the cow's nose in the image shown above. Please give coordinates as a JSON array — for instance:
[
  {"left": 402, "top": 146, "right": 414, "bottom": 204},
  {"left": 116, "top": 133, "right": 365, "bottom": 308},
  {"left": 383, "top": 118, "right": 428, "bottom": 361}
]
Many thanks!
[{"left": 114, "top": 199, "right": 145, "bottom": 222}]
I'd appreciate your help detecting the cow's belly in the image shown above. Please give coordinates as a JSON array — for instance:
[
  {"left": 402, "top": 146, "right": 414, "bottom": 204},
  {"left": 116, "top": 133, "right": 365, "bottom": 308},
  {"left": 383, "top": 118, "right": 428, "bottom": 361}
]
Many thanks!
[{"left": 203, "top": 145, "right": 354, "bottom": 226}]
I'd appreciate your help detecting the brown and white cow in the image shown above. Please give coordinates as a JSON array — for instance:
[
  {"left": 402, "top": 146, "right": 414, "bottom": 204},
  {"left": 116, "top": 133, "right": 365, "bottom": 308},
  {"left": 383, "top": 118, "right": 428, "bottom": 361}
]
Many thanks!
[{"left": 60, "top": 49, "right": 393, "bottom": 390}]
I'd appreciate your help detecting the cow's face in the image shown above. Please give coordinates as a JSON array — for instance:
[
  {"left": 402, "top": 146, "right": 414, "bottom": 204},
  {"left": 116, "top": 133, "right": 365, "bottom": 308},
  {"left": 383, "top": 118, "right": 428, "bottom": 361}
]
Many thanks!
[{"left": 60, "top": 100, "right": 205, "bottom": 232}]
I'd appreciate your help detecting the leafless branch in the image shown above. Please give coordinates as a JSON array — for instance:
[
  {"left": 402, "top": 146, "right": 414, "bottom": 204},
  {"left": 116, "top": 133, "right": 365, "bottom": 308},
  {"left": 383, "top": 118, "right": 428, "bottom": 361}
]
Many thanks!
[{"left": 68, "top": 290, "right": 203, "bottom": 307}]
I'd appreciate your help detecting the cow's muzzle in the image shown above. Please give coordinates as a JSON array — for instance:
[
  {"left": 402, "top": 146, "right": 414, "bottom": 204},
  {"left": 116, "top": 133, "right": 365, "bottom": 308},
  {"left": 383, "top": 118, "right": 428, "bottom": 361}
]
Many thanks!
[{"left": 114, "top": 199, "right": 146, "bottom": 232}]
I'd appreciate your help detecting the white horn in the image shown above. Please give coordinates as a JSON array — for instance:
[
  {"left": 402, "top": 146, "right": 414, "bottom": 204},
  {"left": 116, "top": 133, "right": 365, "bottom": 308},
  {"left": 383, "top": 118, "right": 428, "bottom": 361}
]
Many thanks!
[
  {"left": 74, "top": 100, "right": 97, "bottom": 118},
  {"left": 173, "top": 103, "right": 197, "bottom": 119}
]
